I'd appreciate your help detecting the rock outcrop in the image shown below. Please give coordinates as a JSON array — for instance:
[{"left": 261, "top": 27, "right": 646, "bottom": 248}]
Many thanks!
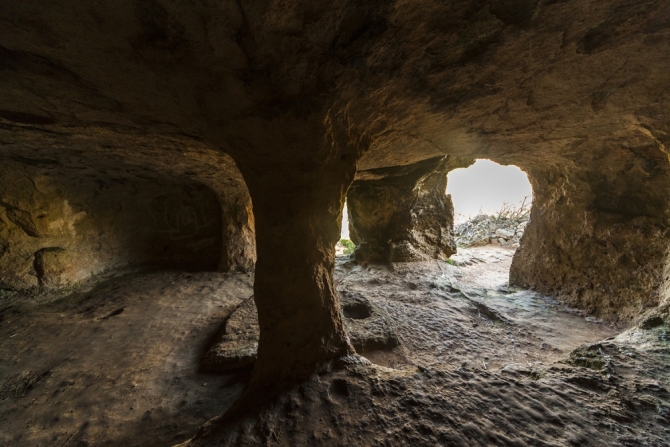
[
  {"left": 347, "top": 156, "right": 470, "bottom": 263},
  {"left": 455, "top": 210, "right": 530, "bottom": 248}
]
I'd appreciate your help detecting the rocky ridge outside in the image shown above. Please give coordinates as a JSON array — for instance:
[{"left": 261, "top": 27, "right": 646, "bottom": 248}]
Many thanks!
[{"left": 454, "top": 200, "right": 530, "bottom": 248}]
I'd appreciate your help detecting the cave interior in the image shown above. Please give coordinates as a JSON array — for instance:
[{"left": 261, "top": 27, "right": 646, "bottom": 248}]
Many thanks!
[{"left": 1, "top": 1, "right": 670, "bottom": 446}]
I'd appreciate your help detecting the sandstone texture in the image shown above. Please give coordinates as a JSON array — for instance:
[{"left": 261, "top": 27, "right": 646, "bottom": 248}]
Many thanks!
[
  {"left": 201, "top": 291, "right": 399, "bottom": 372},
  {"left": 1, "top": 0, "right": 670, "bottom": 422},
  {"left": 347, "top": 156, "right": 470, "bottom": 263}
]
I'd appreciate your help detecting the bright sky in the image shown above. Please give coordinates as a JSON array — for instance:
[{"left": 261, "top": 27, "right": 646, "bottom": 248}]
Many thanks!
[
  {"left": 447, "top": 159, "right": 532, "bottom": 224},
  {"left": 341, "top": 201, "right": 350, "bottom": 239}
]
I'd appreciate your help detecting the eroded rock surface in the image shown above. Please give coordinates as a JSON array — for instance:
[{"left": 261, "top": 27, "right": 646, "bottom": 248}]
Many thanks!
[
  {"left": 348, "top": 156, "right": 470, "bottom": 263},
  {"left": 185, "top": 336, "right": 670, "bottom": 447},
  {"left": 182, "top": 253, "right": 668, "bottom": 447},
  {"left": 201, "top": 292, "right": 400, "bottom": 372},
  {"left": 5, "top": 248, "right": 657, "bottom": 447},
  {"left": 201, "top": 297, "right": 259, "bottom": 372},
  {"left": 0, "top": 270, "right": 255, "bottom": 447}
]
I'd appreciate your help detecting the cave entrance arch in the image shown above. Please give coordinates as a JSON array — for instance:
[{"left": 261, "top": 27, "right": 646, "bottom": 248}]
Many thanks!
[
  {"left": 447, "top": 159, "right": 532, "bottom": 225},
  {"left": 445, "top": 159, "right": 533, "bottom": 292}
]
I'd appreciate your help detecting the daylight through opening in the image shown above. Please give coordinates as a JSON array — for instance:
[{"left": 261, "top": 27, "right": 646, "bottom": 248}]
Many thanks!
[
  {"left": 448, "top": 160, "right": 532, "bottom": 224},
  {"left": 443, "top": 159, "right": 534, "bottom": 294}
]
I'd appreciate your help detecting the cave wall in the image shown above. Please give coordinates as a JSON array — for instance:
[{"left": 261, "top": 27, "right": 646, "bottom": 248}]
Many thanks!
[
  {"left": 0, "top": 0, "right": 669, "bottom": 397},
  {"left": 218, "top": 186, "right": 255, "bottom": 273},
  {"left": 510, "top": 133, "right": 670, "bottom": 322},
  {"left": 0, "top": 159, "right": 224, "bottom": 291},
  {"left": 348, "top": 156, "right": 472, "bottom": 263}
]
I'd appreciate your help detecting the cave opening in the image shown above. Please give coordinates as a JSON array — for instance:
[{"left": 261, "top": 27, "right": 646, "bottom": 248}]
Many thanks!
[
  {"left": 446, "top": 159, "right": 533, "bottom": 289},
  {"left": 336, "top": 200, "right": 353, "bottom": 256},
  {"left": 332, "top": 156, "right": 623, "bottom": 375},
  {"left": 447, "top": 159, "right": 532, "bottom": 226}
]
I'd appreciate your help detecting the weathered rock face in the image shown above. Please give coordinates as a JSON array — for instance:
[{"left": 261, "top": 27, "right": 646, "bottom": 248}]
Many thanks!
[
  {"left": 348, "top": 156, "right": 470, "bottom": 263},
  {"left": 510, "top": 134, "right": 670, "bottom": 321},
  {"left": 1, "top": 0, "right": 670, "bottom": 407}
]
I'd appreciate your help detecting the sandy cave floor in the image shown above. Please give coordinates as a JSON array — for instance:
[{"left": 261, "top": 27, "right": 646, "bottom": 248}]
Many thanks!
[{"left": 1, "top": 246, "right": 669, "bottom": 446}]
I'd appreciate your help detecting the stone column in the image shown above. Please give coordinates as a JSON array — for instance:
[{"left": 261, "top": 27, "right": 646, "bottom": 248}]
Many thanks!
[
  {"left": 347, "top": 156, "right": 471, "bottom": 263},
  {"left": 218, "top": 114, "right": 363, "bottom": 399}
]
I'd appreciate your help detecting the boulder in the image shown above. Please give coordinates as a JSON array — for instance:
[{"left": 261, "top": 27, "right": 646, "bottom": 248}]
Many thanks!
[
  {"left": 495, "top": 228, "right": 514, "bottom": 239},
  {"left": 348, "top": 156, "right": 471, "bottom": 263}
]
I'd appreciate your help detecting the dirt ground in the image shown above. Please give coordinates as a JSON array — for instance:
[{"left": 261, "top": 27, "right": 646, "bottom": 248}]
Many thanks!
[
  {"left": 335, "top": 246, "right": 619, "bottom": 372},
  {"left": 1, "top": 246, "right": 669, "bottom": 446},
  {"left": 0, "top": 270, "right": 253, "bottom": 446}
]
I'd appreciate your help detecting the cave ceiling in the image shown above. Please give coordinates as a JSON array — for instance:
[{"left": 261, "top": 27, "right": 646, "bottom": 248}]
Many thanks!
[{"left": 0, "top": 0, "right": 667, "bottom": 175}]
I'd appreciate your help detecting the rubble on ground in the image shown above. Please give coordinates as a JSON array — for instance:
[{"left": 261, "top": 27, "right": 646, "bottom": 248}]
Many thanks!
[{"left": 454, "top": 204, "right": 530, "bottom": 248}]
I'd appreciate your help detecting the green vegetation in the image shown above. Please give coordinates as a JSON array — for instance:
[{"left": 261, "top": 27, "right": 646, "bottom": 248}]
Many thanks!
[{"left": 340, "top": 239, "right": 355, "bottom": 255}]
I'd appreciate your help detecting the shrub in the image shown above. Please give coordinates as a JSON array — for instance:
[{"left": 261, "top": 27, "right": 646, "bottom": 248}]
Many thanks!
[{"left": 340, "top": 239, "right": 355, "bottom": 255}]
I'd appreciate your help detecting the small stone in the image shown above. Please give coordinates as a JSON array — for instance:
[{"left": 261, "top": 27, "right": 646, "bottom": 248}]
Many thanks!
[
  {"left": 640, "top": 316, "right": 664, "bottom": 329},
  {"left": 496, "top": 228, "right": 514, "bottom": 239}
]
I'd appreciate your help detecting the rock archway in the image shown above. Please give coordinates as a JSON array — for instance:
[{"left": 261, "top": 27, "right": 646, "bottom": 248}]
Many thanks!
[
  {"left": 510, "top": 134, "right": 670, "bottom": 321},
  {"left": 0, "top": 0, "right": 669, "bottom": 442}
]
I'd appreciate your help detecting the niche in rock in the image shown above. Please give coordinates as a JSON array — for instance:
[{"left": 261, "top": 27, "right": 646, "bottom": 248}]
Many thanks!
[{"left": 0, "top": 160, "right": 223, "bottom": 291}]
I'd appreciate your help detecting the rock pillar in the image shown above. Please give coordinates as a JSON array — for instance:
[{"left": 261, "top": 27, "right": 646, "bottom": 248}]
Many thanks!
[
  {"left": 221, "top": 114, "right": 363, "bottom": 394},
  {"left": 347, "top": 156, "right": 471, "bottom": 263}
]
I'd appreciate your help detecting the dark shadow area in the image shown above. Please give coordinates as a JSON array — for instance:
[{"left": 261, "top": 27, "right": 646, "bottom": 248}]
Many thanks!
[{"left": 0, "top": 156, "right": 223, "bottom": 293}]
